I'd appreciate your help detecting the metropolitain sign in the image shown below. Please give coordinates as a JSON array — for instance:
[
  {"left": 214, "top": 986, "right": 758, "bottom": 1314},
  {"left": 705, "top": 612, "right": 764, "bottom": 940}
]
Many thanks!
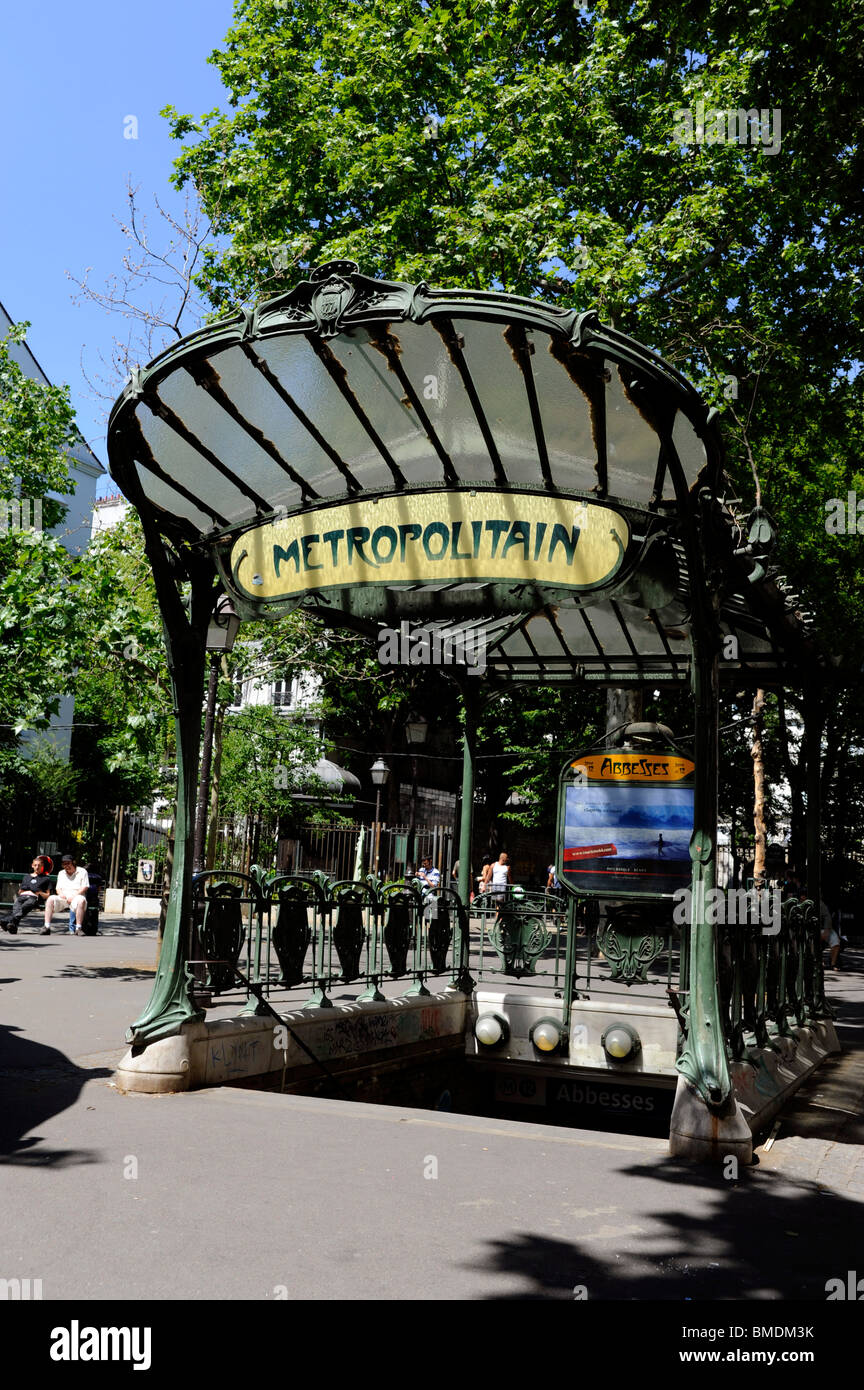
[{"left": 229, "top": 491, "right": 630, "bottom": 602}]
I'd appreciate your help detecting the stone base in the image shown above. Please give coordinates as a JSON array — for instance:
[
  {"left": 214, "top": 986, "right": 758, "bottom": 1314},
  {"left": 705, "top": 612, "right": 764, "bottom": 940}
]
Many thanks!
[
  {"left": 115, "top": 992, "right": 468, "bottom": 1095},
  {"left": 669, "top": 1075, "right": 753, "bottom": 1164},
  {"left": 115, "top": 1021, "right": 208, "bottom": 1094},
  {"left": 669, "top": 1020, "right": 840, "bottom": 1164}
]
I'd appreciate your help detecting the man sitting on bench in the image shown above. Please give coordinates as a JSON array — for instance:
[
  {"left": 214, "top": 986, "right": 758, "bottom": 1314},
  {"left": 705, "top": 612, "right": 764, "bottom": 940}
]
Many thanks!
[
  {"left": 1, "top": 855, "right": 53, "bottom": 934},
  {"left": 42, "top": 854, "right": 90, "bottom": 935}
]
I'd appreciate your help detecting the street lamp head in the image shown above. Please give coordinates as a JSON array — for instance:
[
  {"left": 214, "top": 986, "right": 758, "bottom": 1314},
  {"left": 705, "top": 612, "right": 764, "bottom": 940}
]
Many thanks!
[
  {"left": 405, "top": 713, "right": 428, "bottom": 746},
  {"left": 370, "top": 757, "right": 390, "bottom": 787},
  {"left": 206, "top": 594, "right": 241, "bottom": 652}
]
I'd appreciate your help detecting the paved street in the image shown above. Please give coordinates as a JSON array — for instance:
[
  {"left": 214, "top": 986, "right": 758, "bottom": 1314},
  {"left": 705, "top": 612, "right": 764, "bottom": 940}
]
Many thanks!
[{"left": 1, "top": 916, "right": 862, "bottom": 1301}]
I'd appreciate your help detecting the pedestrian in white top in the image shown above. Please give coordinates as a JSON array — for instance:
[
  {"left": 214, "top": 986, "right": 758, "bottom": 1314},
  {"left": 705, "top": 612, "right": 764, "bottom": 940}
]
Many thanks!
[
  {"left": 42, "top": 855, "right": 90, "bottom": 935},
  {"left": 490, "top": 853, "right": 511, "bottom": 897}
]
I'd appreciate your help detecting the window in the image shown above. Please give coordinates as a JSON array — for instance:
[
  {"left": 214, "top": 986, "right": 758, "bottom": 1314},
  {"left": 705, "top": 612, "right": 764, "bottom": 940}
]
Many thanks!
[{"left": 272, "top": 679, "right": 293, "bottom": 709}]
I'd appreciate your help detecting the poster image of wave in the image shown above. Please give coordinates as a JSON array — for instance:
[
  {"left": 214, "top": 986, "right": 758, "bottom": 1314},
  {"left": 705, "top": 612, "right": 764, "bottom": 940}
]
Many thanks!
[{"left": 561, "top": 782, "right": 693, "bottom": 895}]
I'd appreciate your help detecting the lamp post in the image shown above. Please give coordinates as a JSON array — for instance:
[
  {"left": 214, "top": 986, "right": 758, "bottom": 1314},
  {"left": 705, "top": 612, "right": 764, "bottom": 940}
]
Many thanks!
[
  {"left": 193, "top": 596, "right": 241, "bottom": 873},
  {"left": 370, "top": 757, "right": 390, "bottom": 876},
  {"left": 405, "top": 714, "right": 428, "bottom": 870}
]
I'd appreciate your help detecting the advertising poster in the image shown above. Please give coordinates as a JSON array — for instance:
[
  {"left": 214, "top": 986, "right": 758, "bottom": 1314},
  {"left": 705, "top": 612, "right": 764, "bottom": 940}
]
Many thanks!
[{"left": 559, "top": 752, "right": 695, "bottom": 896}]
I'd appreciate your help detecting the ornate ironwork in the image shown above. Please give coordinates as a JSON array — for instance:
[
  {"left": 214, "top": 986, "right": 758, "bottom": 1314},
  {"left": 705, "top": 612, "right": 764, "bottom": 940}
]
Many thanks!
[
  {"left": 199, "top": 881, "right": 246, "bottom": 993},
  {"left": 427, "top": 898, "right": 453, "bottom": 974},
  {"left": 598, "top": 909, "right": 666, "bottom": 986},
  {"left": 490, "top": 909, "right": 550, "bottom": 978},
  {"left": 271, "top": 883, "right": 313, "bottom": 987},
  {"left": 383, "top": 891, "right": 414, "bottom": 977},
  {"left": 332, "top": 890, "right": 367, "bottom": 982}
]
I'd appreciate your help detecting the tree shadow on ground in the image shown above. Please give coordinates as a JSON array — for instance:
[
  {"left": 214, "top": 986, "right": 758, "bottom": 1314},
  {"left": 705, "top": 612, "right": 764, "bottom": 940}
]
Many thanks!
[
  {"left": 98, "top": 921, "right": 159, "bottom": 938},
  {"left": 48, "top": 964, "right": 156, "bottom": 982},
  {"left": 472, "top": 1158, "right": 863, "bottom": 1299},
  {"left": 0, "top": 1023, "right": 109, "bottom": 1168}
]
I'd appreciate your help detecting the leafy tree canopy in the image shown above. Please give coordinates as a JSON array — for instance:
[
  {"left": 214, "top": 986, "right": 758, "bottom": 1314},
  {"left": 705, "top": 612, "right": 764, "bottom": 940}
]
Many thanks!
[
  {"left": 0, "top": 322, "right": 78, "bottom": 510},
  {"left": 157, "top": 0, "right": 864, "bottom": 846}
]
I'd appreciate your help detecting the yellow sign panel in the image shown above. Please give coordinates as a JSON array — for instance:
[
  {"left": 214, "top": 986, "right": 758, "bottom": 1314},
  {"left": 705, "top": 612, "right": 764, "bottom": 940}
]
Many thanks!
[
  {"left": 231, "top": 492, "right": 629, "bottom": 600},
  {"left": 572, "top": 753, "right": 695, "bottom": 783}
]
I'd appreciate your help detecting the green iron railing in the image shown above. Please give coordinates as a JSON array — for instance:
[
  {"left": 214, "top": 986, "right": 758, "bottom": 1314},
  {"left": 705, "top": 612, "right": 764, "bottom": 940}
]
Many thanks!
[
  {"left": 718, "top": 894, "right": 830, "bottom": 1059},
  {"left": 186, "top": 869, "right": 473, "bottom": 1011},
  {"left": 466, "top": 884, "right": 827, "bottom": 1069},
  {"left": 185, "top": 871, "right": 826, "bottom": 1079},
  {"left": 470, "top": 886, "right": 571, "bottom": 989}
]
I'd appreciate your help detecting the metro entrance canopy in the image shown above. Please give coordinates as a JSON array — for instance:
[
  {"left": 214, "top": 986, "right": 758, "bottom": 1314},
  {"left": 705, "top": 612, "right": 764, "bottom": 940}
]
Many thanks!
[
  {"left": 107, "top": 261, "right": 828, "bottom": 1159},
  {"left": 108, "top": 260, "right": 819, "bottom": 686}
]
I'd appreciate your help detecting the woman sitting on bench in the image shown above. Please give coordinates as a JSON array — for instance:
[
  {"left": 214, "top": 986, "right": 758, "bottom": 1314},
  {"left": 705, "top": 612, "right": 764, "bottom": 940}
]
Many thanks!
[{"left": 1, "top": 855, "right": 53, "bottom": 934}]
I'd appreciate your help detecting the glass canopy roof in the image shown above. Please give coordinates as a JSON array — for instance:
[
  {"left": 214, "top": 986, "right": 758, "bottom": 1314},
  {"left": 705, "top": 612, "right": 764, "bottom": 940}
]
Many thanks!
[{"left": 107, "top": 262, "right": 821, "bottom": 687}]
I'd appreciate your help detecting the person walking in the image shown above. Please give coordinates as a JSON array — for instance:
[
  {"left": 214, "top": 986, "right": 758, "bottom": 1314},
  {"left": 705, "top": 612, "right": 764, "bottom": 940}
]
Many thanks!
[
  {"left": 476, "top": 854, "right": 493, "bottom": 897},
  {"left": 42, "top": 854, "right": 90, "bottom": 935},
  {"left": 1, "top": 855, "right": 53, "bottom": 934},
  {"left": 820, "top": 898, "right": 843, "bottom": 971},
  {"left": 417, "top": 855, "right": 441, "bottom": 892},
  {"left": 489, "top": 852, "right": 511, "bottom": 901}
]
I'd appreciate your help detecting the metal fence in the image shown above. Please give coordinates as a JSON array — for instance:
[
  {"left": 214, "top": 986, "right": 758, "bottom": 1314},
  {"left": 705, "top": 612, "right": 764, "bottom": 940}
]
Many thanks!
[
  {"left": 208, "top": 820, "right": 455, "bottom": 884},
  {"left": 187, "top": 869, "right": 471, "bottom": 1014},
  {"left": 469, "top": 886, "right": 571, "bottom": 990},
  {"left": 0, "top": 808, "right": 114, "bottom": 875}
]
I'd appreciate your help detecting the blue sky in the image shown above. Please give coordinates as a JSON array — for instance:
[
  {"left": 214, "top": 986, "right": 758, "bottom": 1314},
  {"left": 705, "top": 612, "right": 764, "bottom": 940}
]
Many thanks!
[{"left": 0, "top": 1, "right": 235, "bottom": 490}]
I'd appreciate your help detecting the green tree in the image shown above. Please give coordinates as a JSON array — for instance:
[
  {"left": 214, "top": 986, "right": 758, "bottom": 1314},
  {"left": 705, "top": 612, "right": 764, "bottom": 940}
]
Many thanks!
[
  {"left": 0, "top": 319, "right": 82, "bottom": 754},
  {"left": 72, "top": 511, "right": 175, "bottom": 805},
  {"left": 0, "top": 322, "right": 78, "bottom": 516},
  {"left": 163, "top": 0, "right": 863, "bottom": 626}
]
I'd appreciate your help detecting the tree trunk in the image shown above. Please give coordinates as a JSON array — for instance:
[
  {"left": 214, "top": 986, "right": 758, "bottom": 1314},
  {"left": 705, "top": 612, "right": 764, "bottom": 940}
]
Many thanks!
[
  {"left": 156, "top": 826, "right": 175, "bottom": 959},
  {"left": 606, "top": 688, "right": 643, "bottom": 737},
  {"left": 751, "top": 689, "right": 768, "bottom": 885}
]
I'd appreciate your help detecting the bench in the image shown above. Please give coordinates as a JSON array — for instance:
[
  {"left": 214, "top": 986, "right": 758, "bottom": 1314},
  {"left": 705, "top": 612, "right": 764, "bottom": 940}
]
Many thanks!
[{"left": 0, "top": 871, "right": 102, "bottom": 934}]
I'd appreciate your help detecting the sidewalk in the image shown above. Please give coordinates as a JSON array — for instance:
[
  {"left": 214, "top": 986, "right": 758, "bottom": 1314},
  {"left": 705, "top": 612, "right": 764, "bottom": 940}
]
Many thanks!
[
  {"left": 1, "top": 918, "right": 862, "bottom": 1300},
  {"left": 756, "top": 948, "right": 864, "bottom": 1196}
]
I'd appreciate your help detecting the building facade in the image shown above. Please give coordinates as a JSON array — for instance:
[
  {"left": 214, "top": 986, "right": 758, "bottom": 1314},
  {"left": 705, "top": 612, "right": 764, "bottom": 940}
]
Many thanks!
[{"left": 2, "top": 299, "right": 103, "bottom": 760}]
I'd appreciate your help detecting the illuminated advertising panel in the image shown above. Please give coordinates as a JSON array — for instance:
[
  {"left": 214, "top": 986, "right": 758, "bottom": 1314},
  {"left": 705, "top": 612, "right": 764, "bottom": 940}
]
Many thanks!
[{"left": 557, "top": 751, "right": 694, "bottom": 897}]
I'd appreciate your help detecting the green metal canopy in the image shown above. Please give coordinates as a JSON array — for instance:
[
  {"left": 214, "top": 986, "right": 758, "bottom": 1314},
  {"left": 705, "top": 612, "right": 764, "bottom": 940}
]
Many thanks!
[
  {"left": 108, "top": 260, "right": 819, "bottom": 686},
  {"left": 106, "top": 263, "right": 831, "bottom": 1165}
]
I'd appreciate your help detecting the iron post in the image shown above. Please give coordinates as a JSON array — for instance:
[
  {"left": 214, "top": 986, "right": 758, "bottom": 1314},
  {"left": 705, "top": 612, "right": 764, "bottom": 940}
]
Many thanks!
[{"left": 193, "top": 653, "right": 220, "bottom": 873}]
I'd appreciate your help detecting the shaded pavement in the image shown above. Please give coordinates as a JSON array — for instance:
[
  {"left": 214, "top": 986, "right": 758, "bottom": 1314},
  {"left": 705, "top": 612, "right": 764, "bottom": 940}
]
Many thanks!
[{"left": 0, "top": 918, "right": 861, "bottom": 1301}]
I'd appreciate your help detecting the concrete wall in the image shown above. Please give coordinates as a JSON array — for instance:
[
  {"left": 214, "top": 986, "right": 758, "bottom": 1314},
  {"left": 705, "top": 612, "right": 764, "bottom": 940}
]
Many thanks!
[{"left": 115, "top": 991, "right": 469, "bottom": 1095}]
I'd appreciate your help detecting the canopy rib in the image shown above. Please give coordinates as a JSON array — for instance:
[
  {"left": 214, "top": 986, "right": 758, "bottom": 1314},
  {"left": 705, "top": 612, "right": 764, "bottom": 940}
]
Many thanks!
[
  {"left": 143, "top": 393, "right": 271, "bottom": 514},
  {"left": 126, "top": 415, "right": 229, "bottom": 528},
  {"left": 433, "top": 319, "right": 508, "bottom": 486},
  {"left": 366, "top": 325, "right": 460, "bottom": 486},
  {"left": 187, "top": 359, "right": 320, "bottom": 504},
  {"left": 240, "top": 342, "right": 362, "bottom": 494},
  {"left": 307, "top": 335, "right": 408, "bottom": 489},
  {"left": 503, "top": 324, "right": 554, "bottom": 490}
]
